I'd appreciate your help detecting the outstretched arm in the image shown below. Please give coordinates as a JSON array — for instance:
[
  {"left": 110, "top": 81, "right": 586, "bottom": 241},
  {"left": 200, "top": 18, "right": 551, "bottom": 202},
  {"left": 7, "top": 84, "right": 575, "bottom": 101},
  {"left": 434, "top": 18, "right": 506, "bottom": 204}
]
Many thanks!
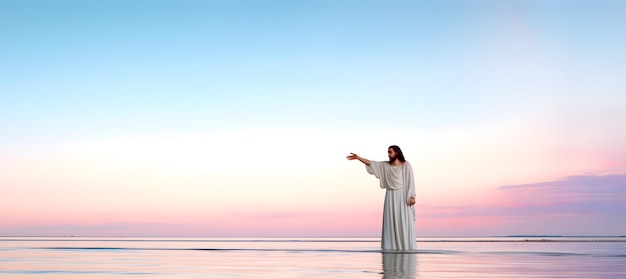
[{"left": 346, "top": 153, "right": 371, "bottom": 166}]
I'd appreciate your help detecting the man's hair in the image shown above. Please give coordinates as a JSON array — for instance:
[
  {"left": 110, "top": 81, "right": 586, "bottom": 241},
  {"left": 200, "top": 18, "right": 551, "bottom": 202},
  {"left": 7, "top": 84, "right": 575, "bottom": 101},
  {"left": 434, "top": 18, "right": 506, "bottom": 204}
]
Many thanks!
[{"left": 389, "top": 145, "right": 406, "bottom": 162}]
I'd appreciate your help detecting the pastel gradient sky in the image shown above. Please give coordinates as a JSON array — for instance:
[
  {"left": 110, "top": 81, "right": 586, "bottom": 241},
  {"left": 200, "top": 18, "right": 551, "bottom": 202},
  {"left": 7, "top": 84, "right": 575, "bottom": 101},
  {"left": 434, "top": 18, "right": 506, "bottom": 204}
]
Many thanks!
[{"left": 1, "top": 0, "right": 625, "bottom": 237}]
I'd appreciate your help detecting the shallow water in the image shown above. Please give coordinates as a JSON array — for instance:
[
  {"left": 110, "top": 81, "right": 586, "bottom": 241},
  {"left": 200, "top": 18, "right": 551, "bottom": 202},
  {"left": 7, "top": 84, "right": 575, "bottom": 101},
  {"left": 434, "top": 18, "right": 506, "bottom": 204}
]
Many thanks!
[{"left": 1, "top": 237, "right": 625, "bottom": 278}]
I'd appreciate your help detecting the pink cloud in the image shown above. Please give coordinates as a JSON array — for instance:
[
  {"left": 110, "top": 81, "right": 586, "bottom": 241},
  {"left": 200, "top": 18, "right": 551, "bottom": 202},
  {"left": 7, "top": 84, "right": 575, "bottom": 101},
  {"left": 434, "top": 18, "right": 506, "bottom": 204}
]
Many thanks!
[{"left": 415, "top": 173, "right": 626, "bottom": 235}]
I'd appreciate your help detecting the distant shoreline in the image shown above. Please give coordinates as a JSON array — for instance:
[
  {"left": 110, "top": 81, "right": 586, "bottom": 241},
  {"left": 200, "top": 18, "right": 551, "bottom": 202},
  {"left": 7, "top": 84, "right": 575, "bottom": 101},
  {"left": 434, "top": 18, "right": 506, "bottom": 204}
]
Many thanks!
[{"left": 418, "top": 239, "right": 626, "bottom": 242}]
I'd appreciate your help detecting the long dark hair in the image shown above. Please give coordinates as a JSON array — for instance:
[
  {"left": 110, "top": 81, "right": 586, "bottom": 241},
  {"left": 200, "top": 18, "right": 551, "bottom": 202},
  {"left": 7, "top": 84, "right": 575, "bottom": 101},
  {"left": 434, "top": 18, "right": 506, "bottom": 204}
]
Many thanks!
[{"left": 389, "top": 145, "right": 406, "bottom": 162}]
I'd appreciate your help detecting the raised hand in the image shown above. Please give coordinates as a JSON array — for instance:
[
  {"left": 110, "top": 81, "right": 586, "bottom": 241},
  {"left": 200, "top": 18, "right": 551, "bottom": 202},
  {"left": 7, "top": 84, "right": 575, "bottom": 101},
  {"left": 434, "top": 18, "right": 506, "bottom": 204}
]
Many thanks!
[{"left": 346, "top": 153, "right": 359, "bottom": 160}]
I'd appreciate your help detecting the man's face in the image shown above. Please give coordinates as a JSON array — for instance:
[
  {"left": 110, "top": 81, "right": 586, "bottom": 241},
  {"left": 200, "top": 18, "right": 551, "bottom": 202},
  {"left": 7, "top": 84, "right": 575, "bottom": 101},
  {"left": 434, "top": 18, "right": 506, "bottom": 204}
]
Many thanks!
[{"left": 388, "top": 148, "right": 397, "bottom": 162}]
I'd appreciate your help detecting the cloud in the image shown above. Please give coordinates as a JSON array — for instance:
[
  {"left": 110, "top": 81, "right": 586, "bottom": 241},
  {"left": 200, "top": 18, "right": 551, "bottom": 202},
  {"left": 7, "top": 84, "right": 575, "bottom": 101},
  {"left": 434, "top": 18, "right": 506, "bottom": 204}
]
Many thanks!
[
  {"left": 416, "top": 174, "right": 626, "bottom": 235},
  {"left": 496, "top": 173, "right": 626, "bottom": 221},
  {"left": 422, "top": 173, "right": 626, "bottom": 216},
  {"left": 500, "top": 173, "right": 626, "bottom": 195}
]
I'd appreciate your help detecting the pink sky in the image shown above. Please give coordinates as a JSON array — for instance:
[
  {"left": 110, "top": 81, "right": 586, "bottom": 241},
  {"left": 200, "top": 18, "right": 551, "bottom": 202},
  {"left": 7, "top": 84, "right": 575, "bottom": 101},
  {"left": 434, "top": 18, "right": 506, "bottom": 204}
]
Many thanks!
[{"left": 2, "top": 129, "right": 625, "bottom": 237}]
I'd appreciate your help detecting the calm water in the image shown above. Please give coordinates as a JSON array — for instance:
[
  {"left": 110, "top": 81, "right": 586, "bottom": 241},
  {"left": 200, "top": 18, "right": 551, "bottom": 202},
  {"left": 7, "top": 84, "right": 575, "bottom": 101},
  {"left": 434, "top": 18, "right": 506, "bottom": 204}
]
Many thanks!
[{"left": 1, "top": 237, "right": 625, "bottom": 278}]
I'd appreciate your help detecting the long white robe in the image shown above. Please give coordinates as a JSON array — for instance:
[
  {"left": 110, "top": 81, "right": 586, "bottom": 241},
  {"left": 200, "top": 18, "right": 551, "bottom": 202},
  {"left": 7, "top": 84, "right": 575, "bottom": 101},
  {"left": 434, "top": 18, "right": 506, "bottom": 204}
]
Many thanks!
[{"left": 367, "top": 161, "right": 417, "bottom": 252}]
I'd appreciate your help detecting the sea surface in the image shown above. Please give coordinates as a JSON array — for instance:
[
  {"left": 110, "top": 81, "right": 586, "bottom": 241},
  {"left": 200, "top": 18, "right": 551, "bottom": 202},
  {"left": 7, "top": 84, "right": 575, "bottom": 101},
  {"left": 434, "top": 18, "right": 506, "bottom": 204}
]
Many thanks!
[{"left": 1, "top": 237, "right": 625, "bottom": 278}]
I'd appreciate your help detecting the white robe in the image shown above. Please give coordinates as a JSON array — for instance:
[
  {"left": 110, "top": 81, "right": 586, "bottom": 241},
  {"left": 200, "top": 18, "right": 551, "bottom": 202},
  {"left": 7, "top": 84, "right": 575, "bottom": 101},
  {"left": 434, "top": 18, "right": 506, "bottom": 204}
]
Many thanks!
[{"left": 367, "top": 161, "right": 417, "bottom": 252}]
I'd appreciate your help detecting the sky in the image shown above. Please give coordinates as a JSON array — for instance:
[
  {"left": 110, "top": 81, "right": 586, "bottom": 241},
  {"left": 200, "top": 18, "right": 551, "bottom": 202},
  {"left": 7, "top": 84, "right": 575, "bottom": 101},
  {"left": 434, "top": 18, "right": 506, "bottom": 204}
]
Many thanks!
[{"left": 1, "top": 0, "right": 625, "bottom": 237}]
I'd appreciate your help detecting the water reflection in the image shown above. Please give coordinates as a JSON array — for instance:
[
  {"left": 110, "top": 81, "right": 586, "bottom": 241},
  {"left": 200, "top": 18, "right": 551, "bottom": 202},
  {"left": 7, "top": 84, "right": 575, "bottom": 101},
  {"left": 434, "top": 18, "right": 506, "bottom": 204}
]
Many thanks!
[{"left": 381, "top": 252, "right": 417, "bottom": 279}]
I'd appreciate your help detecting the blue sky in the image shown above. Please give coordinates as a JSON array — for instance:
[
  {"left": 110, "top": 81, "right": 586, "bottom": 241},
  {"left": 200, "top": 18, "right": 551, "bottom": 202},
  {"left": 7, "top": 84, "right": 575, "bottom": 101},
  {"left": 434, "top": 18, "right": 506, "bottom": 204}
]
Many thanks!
[
  {"left": 1, "top": 0, "right": 625, "bottom": 236},
  {"left": 3, "top": 0, "right": 622, "bottom": 142}
]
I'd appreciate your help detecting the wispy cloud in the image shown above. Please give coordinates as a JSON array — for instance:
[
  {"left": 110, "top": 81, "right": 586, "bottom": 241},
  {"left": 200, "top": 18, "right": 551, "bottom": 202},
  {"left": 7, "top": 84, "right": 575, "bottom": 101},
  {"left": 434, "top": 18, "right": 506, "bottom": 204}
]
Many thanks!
[
  {"left": 417, "top": 174, "right": 626, "bottom": 235},
  {"left": 500, "top": 174, "right": 626, "bottom": 198}
]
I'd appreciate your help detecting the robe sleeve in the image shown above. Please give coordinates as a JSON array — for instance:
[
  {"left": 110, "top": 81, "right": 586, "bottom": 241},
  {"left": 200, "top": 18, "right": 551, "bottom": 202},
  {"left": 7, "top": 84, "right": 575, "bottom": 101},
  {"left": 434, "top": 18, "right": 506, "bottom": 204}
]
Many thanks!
[
  {"left": 366, "top": 161, "right": 387, "bottom": 189},
  {"left": 405, "top": 162, "right": 416, "bottom": 199},
  {"left": 405, "top": 161, "right": 417, "bottom": 221}
]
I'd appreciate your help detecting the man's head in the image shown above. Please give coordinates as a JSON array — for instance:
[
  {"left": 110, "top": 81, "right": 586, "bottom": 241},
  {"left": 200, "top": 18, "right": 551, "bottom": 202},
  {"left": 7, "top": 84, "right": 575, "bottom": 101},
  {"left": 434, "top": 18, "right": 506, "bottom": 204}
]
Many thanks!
[{"left": 387, "top": 145, "right": 406, "bottom": 163}]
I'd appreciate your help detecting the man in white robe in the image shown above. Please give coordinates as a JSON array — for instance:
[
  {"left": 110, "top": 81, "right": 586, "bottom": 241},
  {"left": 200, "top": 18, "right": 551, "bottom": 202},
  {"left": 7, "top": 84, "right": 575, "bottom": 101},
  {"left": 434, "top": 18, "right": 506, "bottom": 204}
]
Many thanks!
[{"left": 347, "top": 145, "right": 417, "bottom": 252}]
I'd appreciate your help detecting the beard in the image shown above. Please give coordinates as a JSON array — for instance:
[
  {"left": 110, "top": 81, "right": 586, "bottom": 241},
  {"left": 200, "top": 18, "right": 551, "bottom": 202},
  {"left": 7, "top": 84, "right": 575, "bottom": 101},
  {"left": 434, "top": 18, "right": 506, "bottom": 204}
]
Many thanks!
[{"left": 389, "top": 155, "right": 397, "bottom": 163}]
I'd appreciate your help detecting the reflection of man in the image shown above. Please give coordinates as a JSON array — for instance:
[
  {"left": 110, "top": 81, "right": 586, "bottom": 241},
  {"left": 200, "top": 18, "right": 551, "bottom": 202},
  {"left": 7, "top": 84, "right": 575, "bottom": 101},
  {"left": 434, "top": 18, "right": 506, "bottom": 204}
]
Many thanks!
[
  {"left": 382, "top": 253, "right": 417, "bottom": 279},
  {"left": 347, "top": 145, "right": 417, "bottom": 251}
]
